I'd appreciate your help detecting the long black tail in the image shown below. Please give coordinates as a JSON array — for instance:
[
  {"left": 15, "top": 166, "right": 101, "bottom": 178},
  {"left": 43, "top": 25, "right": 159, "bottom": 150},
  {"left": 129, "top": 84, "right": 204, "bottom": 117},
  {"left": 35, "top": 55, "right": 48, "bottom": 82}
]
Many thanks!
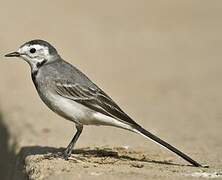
[{"left": 134, "top": 125, "right": 203, "bottom": 167}]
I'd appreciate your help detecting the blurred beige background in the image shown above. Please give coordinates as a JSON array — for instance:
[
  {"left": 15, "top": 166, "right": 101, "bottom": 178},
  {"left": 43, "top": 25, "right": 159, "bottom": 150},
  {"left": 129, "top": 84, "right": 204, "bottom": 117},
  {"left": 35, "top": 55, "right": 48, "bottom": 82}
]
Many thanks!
[{"left": 0, "top": 0, "right": 222, "bottom": 179}]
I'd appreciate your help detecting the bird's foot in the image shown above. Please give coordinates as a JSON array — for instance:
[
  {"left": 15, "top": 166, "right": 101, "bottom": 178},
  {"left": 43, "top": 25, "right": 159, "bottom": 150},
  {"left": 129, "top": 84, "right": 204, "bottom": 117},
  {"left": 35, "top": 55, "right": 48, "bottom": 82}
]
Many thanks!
[
  {"left": 62, "top": 147, "right": 72, "bottom": 160},
  {"left": 43, "top": 151, "right": 64, "bottom": 160},
  {"left": 43, "top": 148, "right": 72, "bottom": 160}
]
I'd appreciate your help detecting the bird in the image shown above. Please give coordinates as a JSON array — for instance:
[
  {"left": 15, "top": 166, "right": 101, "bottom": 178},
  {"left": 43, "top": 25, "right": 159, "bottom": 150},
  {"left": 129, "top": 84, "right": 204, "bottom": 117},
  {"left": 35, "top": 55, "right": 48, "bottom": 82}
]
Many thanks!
[{"left": 4, "top": 39, "right": 203, "bottom": 167}]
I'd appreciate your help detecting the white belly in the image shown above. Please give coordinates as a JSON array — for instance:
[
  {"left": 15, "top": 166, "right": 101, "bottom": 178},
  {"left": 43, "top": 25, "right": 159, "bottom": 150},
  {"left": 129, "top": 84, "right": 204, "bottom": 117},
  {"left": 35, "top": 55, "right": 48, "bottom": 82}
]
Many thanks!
[{"left": 39, "top": 91, "right": 134, "bottom": 131}]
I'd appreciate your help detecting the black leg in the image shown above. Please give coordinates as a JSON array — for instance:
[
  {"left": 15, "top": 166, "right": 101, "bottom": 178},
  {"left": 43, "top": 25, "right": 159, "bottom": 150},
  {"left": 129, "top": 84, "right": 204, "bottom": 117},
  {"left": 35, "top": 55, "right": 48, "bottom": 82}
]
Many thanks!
[{"left": 63, "top": 124, "right": 83, "bottom": 160}]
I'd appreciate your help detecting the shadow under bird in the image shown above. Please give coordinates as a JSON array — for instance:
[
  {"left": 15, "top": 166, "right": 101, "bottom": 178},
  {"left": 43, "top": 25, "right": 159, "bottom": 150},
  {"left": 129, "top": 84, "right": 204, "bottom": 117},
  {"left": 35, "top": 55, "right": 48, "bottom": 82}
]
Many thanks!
[{"left": 5, "top": 39, "right": 204, "bottom": 167}]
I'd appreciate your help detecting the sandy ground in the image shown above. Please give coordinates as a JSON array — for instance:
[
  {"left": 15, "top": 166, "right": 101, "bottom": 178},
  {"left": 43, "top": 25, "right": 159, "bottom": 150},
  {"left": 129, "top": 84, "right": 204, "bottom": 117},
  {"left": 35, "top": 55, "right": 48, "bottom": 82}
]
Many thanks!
[{"left": 0, "top": 0, "right": 222, "bottom": 179}]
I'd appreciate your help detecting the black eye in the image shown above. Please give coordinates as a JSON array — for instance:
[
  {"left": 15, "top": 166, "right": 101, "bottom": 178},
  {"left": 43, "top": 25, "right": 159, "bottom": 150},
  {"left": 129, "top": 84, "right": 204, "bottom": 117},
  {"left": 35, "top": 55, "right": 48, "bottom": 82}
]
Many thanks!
[{"left": 30, "top": 48, "right": 36, "bottom": 54}]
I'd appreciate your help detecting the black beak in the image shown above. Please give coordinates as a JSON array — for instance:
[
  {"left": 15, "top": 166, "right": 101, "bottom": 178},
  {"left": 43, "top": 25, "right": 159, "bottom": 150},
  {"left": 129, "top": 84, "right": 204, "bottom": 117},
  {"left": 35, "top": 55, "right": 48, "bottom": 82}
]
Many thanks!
[{"left": 5, "top": 51, "right": 20, "bottom": 57}]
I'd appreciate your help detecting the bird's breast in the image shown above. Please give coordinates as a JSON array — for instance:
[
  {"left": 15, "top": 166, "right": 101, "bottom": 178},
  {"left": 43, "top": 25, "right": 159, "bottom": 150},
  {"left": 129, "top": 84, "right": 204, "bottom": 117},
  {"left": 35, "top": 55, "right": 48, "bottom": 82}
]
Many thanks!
[{"left": 36, "top": 85, "right": 96, "bottom": 124}]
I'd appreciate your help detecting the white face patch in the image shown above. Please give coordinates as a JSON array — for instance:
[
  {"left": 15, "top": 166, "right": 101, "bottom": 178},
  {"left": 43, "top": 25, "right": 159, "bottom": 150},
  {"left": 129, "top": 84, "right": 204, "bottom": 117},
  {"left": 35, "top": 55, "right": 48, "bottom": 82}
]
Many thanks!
[
  {"left": 15, "top": 40, "right": 59, "bottom": 72},
  {"left": 18, "top": 44, "right": 49, "bottom": 57},
  {"left": 17, "top": 44, "right": 51, "bottom": 72}
]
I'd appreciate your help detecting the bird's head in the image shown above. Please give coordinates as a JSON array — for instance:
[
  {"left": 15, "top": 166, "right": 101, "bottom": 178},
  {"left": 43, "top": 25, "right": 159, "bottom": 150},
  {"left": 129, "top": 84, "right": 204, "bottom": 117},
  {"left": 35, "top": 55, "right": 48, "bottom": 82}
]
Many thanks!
[{"left": 5, "top": 39, "right": 60, "bottom": 71}]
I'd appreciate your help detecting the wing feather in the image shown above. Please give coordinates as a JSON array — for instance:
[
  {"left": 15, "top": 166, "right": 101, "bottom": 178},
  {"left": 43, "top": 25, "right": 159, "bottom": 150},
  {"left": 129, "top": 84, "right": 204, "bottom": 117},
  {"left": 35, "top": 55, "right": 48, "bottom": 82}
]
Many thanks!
[{"left": 55, "top": 81, "right": 139, "bottom": 127}]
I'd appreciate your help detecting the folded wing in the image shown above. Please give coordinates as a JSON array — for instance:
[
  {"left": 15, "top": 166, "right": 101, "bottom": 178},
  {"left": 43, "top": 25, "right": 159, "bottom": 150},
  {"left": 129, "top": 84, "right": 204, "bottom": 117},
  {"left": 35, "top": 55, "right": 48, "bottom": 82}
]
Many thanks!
[{"left": 55, "top": 81, "right": 139, "bottom": 127}]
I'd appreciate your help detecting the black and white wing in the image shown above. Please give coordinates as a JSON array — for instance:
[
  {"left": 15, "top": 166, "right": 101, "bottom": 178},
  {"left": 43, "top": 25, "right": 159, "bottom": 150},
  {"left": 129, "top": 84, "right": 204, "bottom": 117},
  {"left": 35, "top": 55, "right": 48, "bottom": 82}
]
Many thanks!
[{"left": 55, "top": 81, "right": 139, "bottom": 127}]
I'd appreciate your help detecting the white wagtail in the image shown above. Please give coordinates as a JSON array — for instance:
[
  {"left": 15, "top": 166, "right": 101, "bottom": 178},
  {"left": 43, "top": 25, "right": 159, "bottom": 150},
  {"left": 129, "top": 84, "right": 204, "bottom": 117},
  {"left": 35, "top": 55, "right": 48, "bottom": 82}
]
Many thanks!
[{"left": 5, "top": 39, "right": 203, "bottom": 167}]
